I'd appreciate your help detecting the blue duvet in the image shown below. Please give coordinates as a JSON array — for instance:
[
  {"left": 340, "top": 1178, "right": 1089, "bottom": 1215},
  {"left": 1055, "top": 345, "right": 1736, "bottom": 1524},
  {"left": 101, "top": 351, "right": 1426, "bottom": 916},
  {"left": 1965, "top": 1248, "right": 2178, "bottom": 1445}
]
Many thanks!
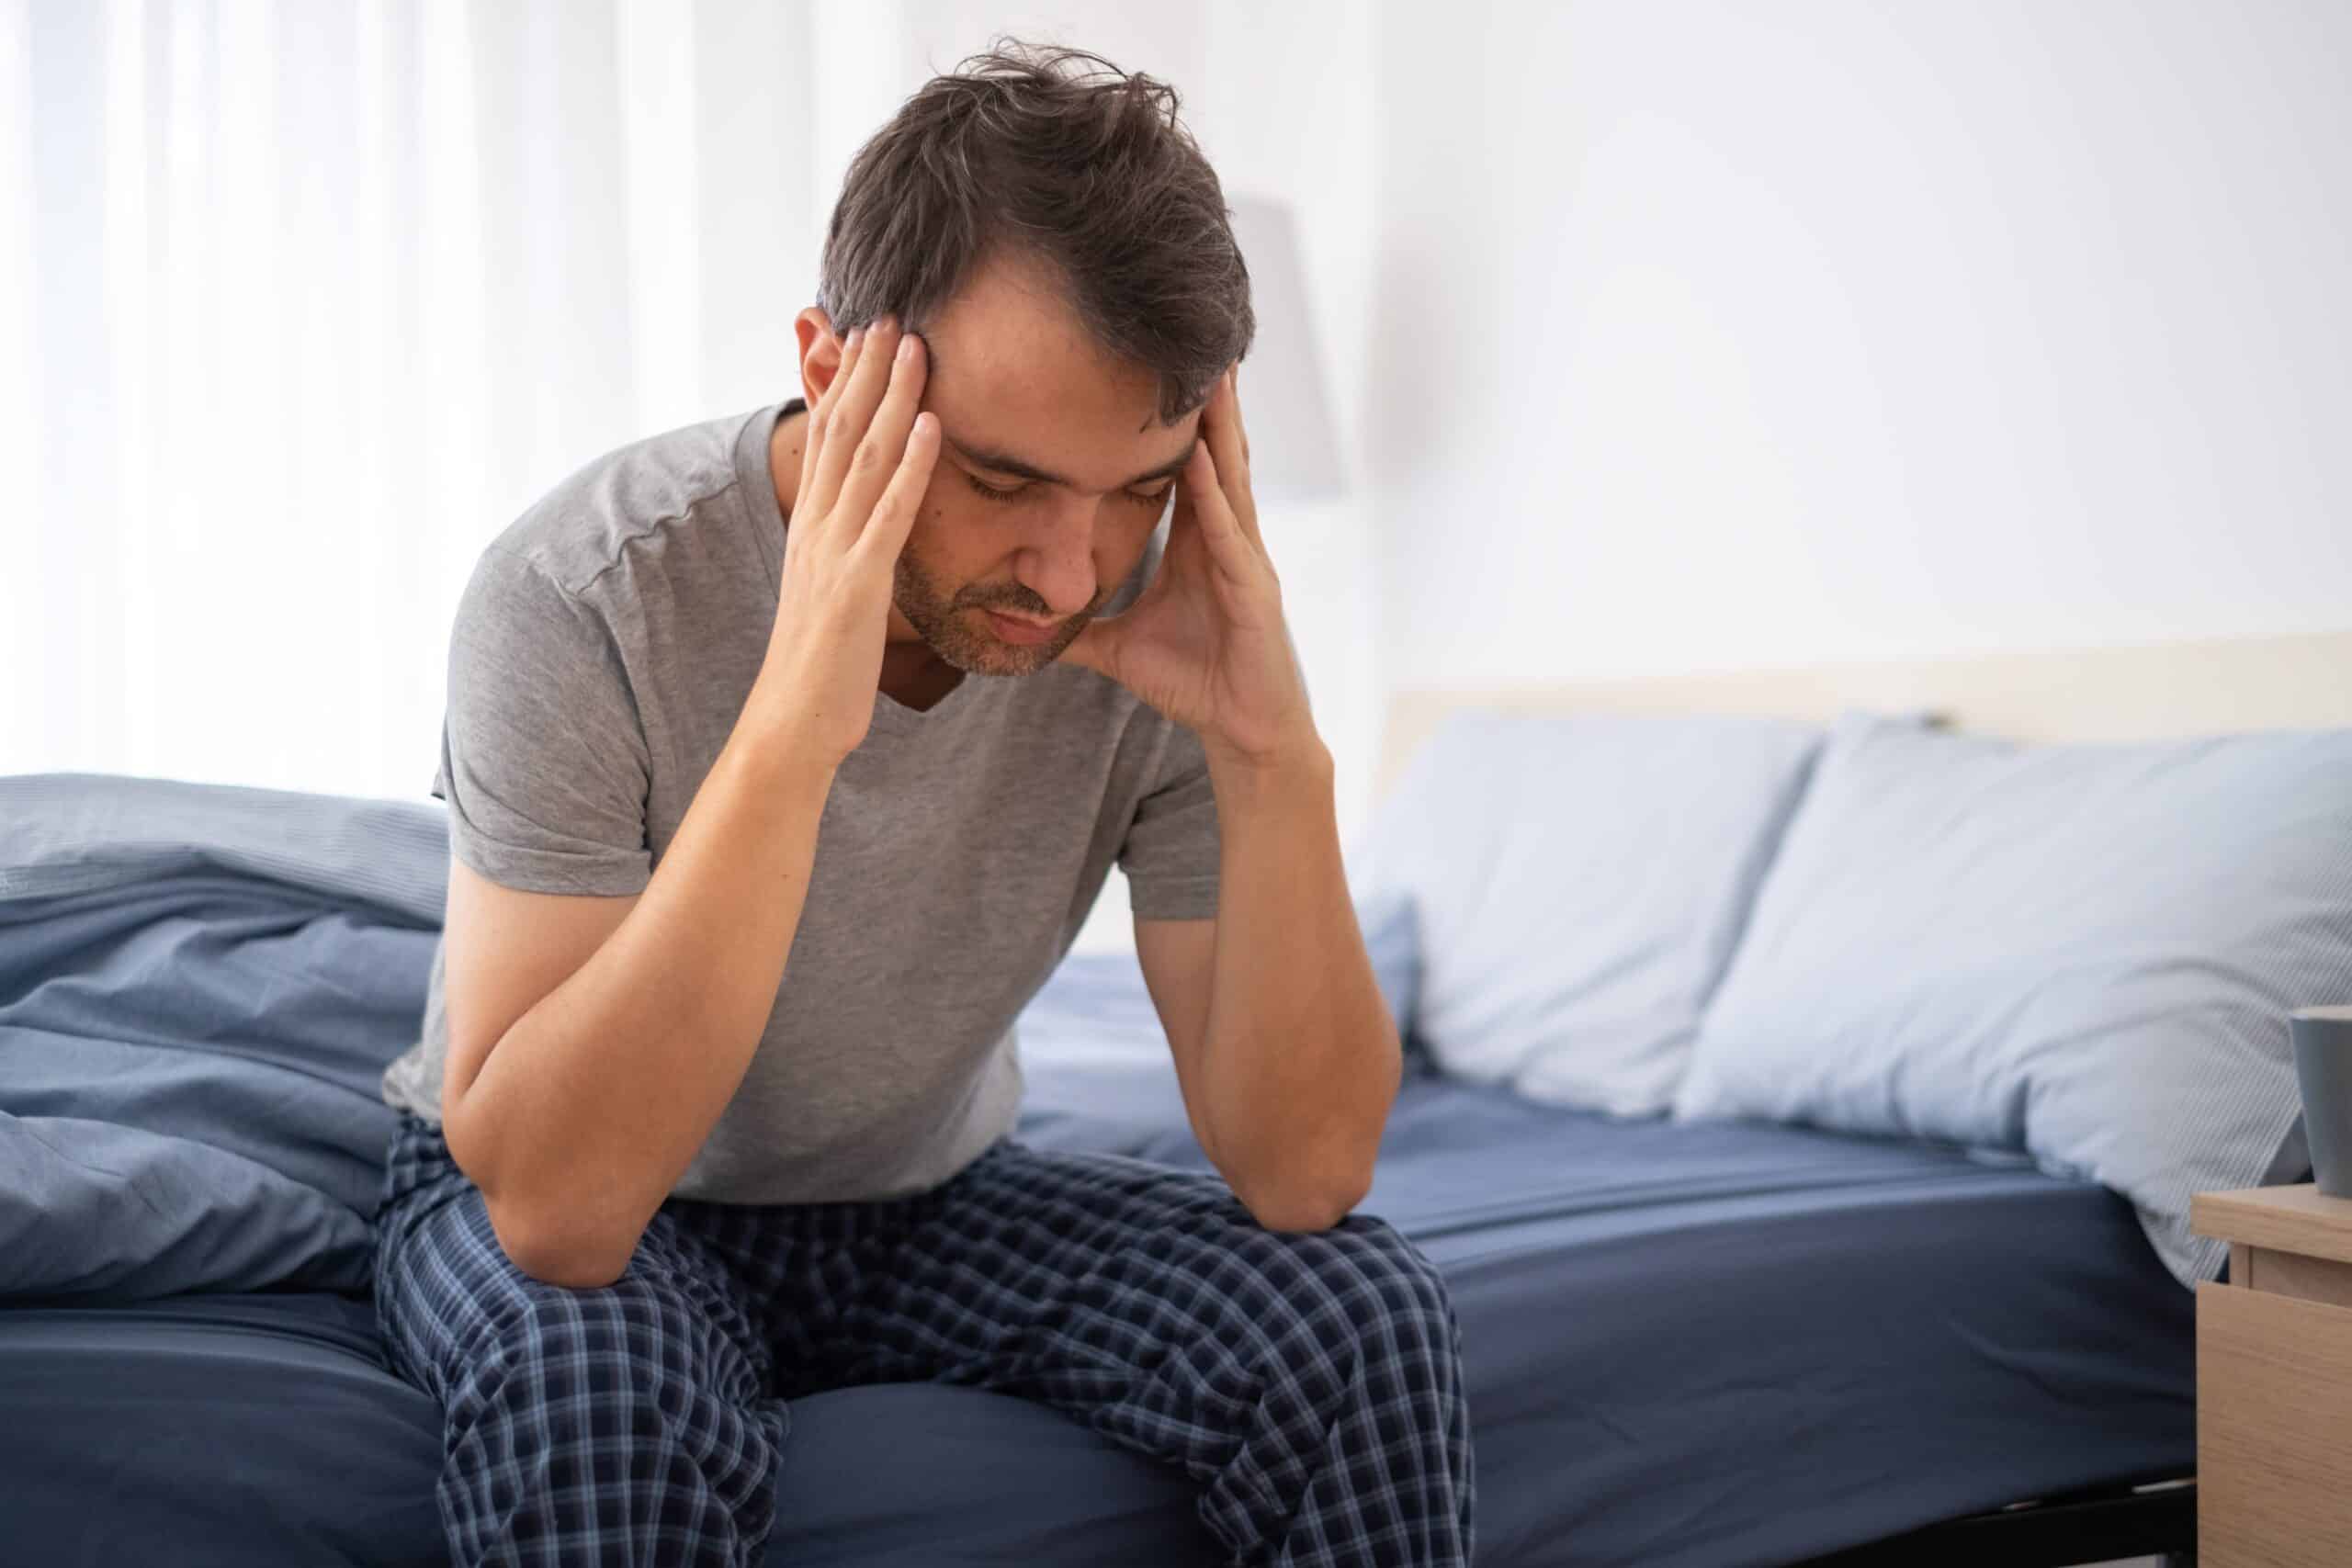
[{"left": 2, "top": 774, "right": 444, "bottom": 1302}]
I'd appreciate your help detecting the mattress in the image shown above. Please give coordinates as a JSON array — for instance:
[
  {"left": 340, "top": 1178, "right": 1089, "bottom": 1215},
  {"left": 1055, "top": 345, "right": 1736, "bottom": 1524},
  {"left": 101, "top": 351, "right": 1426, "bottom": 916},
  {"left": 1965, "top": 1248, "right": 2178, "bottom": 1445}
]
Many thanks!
[
  {"left": 1016, "top": 950, "right": 2197, "bottom": 1566},
  {"left": 0, "top": 1290, "right": 1212, "bottom": 1567},
  {"left": 3, "top": 1066, "right": 2194, "bottom": 1568}
]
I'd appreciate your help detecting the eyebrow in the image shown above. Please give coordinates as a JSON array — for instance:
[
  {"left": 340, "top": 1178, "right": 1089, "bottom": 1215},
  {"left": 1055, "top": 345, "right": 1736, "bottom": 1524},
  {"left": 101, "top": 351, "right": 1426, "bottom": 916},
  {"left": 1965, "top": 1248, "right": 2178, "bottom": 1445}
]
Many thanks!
[{"left": 943, "top": 429, "right": 1197, "bottom": 492}]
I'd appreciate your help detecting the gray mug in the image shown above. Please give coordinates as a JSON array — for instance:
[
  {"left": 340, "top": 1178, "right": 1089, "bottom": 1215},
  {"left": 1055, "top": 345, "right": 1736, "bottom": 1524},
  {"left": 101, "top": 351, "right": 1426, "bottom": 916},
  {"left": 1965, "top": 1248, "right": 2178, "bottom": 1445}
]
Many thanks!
[{"left": 2292, "top": 1006, "right": 2352, "bottom": 1198}]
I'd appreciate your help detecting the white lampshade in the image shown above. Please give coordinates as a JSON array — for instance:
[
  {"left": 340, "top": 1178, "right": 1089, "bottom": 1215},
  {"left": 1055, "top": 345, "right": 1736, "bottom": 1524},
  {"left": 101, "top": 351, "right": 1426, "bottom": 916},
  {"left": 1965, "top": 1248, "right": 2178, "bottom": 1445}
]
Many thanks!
[{"left": 1225, "top": 196, "right": 1346, "bottom": 503}]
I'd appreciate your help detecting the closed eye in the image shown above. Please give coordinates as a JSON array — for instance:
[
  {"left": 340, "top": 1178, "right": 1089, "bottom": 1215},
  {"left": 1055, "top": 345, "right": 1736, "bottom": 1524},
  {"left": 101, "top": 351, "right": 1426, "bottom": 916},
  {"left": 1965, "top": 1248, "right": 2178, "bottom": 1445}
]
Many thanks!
[
  {"left": 963, "top": 473, "right": 1173, "bottom": 509},
  {"left": 963, "top": 473, "right": 1027, "bottom": 503}
]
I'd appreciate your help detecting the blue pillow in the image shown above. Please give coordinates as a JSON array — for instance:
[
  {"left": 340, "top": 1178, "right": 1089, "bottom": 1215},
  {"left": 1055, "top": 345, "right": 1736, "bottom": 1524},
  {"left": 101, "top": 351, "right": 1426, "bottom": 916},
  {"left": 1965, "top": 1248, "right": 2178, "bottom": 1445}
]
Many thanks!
[
  {"left": 1015, "top": 890, "right": 1425, "bottom": 1159},
  {"left": 1673, "top": 714, "right": 2352, "bottom": 1288},
  {"left": 1019, "top": 888, "right": 1423, "bottom": 1066},
  {"left": 1353, "top": 884, "right": 1430, "bottom": 1074},
  {"left": 1352, "top": 711, "right": 1824, "bottom": 1114},
  {"left": 0, "top": 773, "right": 447, "bottom": 1302}
]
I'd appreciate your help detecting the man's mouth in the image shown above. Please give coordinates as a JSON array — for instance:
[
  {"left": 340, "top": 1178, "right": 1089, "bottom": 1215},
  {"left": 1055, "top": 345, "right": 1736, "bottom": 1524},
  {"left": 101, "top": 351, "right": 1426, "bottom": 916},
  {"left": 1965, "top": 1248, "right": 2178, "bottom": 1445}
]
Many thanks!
[{"left": 983, "top": 609, "right": 1059, "bottom": 646}]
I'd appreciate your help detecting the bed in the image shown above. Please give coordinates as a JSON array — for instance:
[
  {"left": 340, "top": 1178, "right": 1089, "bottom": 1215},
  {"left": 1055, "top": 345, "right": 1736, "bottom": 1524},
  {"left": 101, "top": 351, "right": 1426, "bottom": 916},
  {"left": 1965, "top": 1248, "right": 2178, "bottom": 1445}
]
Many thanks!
[
  {"left": 0, "top": 1061, "right": 2196, "bottom": 1568},
  {"left": 7, "top": 626, "right": 2350, "bottom": 1566}
]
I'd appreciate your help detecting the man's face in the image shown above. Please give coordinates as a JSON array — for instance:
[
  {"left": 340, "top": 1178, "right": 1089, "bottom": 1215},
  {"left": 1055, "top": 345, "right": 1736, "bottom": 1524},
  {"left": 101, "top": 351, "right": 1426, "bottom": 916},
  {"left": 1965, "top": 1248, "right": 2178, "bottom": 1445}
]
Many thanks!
[{"left": 817, "top": 254, "right": 1204, "bottom": 677}]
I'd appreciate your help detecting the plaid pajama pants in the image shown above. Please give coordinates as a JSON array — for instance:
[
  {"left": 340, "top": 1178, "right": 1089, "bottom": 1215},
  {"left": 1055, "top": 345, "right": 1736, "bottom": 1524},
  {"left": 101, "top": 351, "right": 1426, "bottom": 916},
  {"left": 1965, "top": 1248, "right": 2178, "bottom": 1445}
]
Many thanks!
[{"left": 372, "top": 1112, "right": 1475, "bottom": 1567}]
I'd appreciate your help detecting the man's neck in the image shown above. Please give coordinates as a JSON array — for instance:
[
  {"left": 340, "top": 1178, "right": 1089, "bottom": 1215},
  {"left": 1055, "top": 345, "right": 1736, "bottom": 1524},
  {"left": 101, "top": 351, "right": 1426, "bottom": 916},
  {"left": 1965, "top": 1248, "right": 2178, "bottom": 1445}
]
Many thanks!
[{"left": 880, "top": 645, "right": 965, "bottom": 712}]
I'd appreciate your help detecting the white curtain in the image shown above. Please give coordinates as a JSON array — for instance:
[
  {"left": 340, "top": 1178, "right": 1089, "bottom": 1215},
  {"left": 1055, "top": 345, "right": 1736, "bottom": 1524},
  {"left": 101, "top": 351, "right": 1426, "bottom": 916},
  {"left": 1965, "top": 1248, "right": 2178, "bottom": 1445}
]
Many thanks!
[{"left": 0, "top": 0, "right": 934, "bottom": 798}]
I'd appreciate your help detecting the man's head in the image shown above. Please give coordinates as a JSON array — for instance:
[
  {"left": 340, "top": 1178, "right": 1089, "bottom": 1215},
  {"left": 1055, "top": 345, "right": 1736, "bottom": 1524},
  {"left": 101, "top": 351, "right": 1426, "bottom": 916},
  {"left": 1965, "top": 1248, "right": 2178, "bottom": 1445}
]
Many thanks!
[{"left": 794, "top": 40, "right": 1254, "bottom": 677}]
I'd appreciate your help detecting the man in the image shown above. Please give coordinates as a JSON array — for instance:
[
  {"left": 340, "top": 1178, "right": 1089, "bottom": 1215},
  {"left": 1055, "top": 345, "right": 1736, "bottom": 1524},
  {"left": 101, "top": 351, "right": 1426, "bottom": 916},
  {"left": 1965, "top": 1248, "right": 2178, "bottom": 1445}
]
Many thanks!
[{"left": 374, "top": 39, "right": 1472, "bottom": 1568}]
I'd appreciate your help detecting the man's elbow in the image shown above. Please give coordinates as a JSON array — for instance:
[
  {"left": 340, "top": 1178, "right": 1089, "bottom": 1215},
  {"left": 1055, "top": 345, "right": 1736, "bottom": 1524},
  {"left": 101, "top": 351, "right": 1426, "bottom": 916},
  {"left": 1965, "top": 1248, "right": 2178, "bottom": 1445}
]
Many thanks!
[
  {"left": 1237, "top": 1159, "right": 1374, "bottom": 1234},
  {"left": 483, "top": 1192, "right": 636, "bottom": 1291}
]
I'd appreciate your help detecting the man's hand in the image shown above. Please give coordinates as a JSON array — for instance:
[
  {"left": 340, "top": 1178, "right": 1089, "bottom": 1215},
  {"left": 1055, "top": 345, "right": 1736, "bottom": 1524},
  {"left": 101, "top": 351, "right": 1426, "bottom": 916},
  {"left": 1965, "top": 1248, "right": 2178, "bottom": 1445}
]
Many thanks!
[
  {"left": 1085, "top": 365, "right": 1396, "bottom": 1231},
  {"left": 1062, "top": 367, "right": 1316, "bottom": 769},
  {"left": 753, "top": 317, "right": 939, "bottom": 766}
]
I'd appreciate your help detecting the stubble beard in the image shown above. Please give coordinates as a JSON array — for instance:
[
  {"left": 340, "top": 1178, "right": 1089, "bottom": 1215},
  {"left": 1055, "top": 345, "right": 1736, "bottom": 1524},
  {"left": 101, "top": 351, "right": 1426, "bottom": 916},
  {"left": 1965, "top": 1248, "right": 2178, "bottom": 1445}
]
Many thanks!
[{"left": 893, "top": 551, "right": 1094, "bottom": 677}]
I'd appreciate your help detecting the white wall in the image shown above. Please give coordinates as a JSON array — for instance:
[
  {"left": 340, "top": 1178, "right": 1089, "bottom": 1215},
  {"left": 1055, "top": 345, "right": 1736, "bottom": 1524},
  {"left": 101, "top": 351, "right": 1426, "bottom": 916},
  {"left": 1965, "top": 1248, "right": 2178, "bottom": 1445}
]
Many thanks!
[{"left": 1368, "top": 0, "right": 2352, "bottom": 692}]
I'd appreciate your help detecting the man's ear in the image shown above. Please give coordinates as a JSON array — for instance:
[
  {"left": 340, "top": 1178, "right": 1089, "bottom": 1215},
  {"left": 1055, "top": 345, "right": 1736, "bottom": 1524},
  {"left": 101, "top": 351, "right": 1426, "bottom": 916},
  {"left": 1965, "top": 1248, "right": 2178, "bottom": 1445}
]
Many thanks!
[{"left": 794, "top": 308, "right": 847, "bottom": 406}]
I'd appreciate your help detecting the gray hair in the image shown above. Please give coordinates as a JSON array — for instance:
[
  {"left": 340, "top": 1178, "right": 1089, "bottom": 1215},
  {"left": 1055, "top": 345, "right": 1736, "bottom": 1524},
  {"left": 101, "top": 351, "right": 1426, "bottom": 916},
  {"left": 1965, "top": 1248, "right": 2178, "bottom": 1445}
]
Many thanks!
[{"left": 816, "top": 38, "right": 1254, "bottom": 424}]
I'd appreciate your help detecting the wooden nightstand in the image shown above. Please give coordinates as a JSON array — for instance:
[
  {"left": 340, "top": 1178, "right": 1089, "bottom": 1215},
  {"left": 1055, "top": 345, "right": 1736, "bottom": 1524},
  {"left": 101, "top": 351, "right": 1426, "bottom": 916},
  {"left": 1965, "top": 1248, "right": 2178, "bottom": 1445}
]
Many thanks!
[{"left": 2190, "top": 1183, "right": 2352, "bottom": 1565}]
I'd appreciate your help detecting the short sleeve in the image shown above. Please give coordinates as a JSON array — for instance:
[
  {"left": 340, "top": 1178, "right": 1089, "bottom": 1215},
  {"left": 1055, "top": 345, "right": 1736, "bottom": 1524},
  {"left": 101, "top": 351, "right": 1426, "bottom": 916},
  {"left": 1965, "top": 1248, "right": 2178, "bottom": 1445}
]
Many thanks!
[
  {"left": 1117, "top": 721, "right": 1221, "bottom": 921},
  {"left": 430, "top": 546, "right": 653, "bottom": 897}
]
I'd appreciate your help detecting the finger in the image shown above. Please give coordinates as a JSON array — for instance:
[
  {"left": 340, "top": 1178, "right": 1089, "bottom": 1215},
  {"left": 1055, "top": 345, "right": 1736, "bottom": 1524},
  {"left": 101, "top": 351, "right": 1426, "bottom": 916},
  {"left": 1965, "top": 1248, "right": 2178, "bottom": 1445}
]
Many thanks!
[
  {"left": 832, "top": 329, "right": 930, "bottom": 547},
  {"left": 799, "top": 324, "right": 867, "bottom": 518},
  {"left": 806, "top": 320, "right": 888, "bottom": 522},
  {"left": 1177, "top": 443, "right": 1254, "bottom": 581},
  {"left": 848, "top": 409, "right": 941, "bottom": 567},
  {"left": 1203, "top": 367, "right": 1261, "bottom": 548},
  {"left": 1235, "top": 366, "right": 1251, "bottom": 468},
  {"left": 808, "top": 316, "right": 904, "bottom": 522}
]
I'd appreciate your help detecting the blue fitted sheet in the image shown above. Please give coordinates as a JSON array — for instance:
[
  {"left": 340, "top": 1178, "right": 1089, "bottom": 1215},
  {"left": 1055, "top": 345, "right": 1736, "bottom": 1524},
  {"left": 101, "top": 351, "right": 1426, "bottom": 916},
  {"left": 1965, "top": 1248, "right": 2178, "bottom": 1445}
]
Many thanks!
[
  {"left": 1020, "top": 1053, "right": 2197, "bottom": 1566},
  {"left": 0, "top": 1061, "right": 2193, "bottom": 1568}
]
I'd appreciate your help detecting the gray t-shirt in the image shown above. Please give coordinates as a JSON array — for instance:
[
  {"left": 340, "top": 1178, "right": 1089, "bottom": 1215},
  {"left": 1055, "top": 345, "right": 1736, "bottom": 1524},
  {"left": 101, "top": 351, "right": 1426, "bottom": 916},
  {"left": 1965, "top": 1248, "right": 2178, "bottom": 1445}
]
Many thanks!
[{"left": 379, "top": 400, "right": 1221, "bottom": 1204}]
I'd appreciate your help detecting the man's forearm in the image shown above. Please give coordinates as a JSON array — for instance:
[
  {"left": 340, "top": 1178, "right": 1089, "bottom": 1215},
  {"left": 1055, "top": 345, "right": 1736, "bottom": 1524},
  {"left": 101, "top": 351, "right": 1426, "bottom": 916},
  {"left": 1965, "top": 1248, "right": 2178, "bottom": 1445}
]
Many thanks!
[
  {"left": 1196, "top": 735, "right": 1403, "bottom": 1230},
  {"left": 450, "top": 701, "right": 836, "bottom": 1286}
]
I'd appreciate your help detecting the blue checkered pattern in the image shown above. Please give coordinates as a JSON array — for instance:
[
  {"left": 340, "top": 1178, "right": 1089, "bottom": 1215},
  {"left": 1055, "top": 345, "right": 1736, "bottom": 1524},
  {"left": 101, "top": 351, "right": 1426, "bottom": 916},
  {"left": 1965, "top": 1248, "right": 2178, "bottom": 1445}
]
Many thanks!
[{"left": 373, "top": 1113, "right": 1474, "bottom": 1566}]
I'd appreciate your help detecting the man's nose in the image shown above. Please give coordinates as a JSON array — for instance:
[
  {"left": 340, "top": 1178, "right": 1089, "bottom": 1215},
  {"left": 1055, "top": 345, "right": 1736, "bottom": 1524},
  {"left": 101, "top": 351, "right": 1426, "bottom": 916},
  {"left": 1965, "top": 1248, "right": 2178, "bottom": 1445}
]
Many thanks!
[{"left": 1014, "top": 502, "right": 1100, "bottom": 617}]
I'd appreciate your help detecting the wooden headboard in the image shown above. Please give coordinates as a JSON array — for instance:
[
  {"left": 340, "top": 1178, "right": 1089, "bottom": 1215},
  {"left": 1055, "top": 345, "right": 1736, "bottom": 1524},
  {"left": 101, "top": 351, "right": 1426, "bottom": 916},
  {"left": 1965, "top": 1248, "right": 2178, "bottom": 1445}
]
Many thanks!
[{"left": 1377, "top": 628, "right": 2352, "bottom": 795}]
